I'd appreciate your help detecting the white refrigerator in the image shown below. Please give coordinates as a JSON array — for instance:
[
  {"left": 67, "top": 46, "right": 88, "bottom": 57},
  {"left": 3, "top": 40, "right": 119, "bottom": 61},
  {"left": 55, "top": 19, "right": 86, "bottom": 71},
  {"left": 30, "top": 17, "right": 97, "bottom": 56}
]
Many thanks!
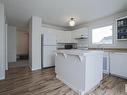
[{"left": 41, "top": 31, "right": 57, "bottom": 68}]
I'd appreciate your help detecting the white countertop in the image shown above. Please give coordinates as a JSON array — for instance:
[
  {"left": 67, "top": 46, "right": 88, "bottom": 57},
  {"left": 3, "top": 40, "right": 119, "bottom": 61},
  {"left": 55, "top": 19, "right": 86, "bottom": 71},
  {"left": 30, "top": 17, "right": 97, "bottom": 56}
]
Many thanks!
[{"left": 55, "top": 49, "right": 103, "bottom": 56}]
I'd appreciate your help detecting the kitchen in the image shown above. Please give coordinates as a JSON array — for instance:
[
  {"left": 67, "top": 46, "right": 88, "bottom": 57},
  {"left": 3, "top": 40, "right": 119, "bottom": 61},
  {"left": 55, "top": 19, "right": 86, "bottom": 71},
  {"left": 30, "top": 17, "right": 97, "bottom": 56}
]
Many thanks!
[
  {"left": 0, "top": 0, "right": 127, "bottom": 95},
  {"left": 39, "top": 16, "right": 127, "bottom": 75},
  {"left": 31, "top": 14, "right": 127, "bottom": 94}
]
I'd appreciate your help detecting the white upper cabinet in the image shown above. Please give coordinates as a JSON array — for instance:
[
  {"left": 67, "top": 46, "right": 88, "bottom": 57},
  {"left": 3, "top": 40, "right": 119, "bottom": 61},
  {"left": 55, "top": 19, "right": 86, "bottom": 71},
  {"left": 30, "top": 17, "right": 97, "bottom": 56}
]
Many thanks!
[
  {"left": 55, "top": 30, "right": 66, "bottom": 43},
  {"left": 40, "top": 27, "right": 89, "bottom": 44},
  {"left": 71, "top": 28, "right": 88, "bottom": 39},
  {"left": 56, "top": 30, "right": 76, "bottom": 43},
  {"left": 63, "top": 31, "right": 76, "bottom": 43},
  {"left": 41, "top": 27, "right": 71, "bottom": 43},
  {"left": 41, "top": 27, "right": 60, "bottom": 43}
]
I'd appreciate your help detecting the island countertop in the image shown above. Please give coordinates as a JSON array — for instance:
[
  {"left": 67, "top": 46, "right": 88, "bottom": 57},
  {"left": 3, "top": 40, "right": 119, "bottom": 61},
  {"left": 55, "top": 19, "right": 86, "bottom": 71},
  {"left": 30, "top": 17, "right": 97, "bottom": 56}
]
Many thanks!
[{"left": 55, "top": 49, "right": 103, "bottom": 56}]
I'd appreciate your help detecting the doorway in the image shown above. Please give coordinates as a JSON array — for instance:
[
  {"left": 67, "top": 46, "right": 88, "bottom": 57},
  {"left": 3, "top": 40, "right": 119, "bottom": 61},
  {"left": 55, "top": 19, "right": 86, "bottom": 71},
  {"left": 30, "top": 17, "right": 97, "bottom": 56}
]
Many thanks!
[{"left": 7, "top": 26, "right": 29, "bottom": 69}]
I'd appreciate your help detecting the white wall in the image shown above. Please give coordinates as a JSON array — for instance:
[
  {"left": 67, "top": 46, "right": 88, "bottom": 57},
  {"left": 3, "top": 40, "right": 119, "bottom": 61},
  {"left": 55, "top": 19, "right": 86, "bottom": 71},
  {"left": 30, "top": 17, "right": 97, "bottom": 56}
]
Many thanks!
[
  {"left": 16, "top": 28, "right": 29, "bottom": 55},
  {"left": 7, "top": 26, "right": 17, "bottom": 62},
  {"left": 29, "top": 16, "right": 42, "bottom": 71},
  {"left": 0, "top": 2, "right": 5, "bottom": 80},
  {"left": 75, "top": 11, "right": 127, "bottom": 49}
]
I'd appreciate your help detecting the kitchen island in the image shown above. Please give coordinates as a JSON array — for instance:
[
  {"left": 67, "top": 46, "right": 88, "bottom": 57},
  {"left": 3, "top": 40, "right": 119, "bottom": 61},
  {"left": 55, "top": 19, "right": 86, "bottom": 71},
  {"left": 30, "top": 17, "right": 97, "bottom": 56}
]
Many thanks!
[{"left": 55, "top": 50, "right": 103, "bottom": 95}]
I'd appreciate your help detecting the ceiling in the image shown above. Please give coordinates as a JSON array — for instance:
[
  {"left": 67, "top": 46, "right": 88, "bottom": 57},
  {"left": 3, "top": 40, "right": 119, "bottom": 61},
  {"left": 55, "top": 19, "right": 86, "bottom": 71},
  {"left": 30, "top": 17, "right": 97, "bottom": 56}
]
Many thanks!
[{"left": 3, "top": 0, "right": 127, "bottom": 29}]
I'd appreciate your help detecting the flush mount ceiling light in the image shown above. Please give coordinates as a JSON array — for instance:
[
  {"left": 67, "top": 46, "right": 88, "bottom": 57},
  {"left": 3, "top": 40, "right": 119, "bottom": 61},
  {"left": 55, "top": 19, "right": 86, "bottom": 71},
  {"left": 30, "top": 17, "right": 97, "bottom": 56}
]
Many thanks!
[{"left": 69, "top": 17, "right": 76, "bottom": 27}]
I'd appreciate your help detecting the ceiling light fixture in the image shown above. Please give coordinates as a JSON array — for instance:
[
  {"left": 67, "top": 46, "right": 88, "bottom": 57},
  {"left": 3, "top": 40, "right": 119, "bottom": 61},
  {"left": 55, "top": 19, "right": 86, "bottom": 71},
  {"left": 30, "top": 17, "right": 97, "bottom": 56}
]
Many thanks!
[{"left": 69, "top": 17, "right": 76, "bottom": 27}]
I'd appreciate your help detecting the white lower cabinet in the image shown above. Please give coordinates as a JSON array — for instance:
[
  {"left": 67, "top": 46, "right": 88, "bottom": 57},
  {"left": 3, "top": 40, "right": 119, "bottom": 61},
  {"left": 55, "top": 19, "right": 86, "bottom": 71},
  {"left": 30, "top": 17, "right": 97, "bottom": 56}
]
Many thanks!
[{"left": 110, "top": 52, "right": 127, "bottom": 78}]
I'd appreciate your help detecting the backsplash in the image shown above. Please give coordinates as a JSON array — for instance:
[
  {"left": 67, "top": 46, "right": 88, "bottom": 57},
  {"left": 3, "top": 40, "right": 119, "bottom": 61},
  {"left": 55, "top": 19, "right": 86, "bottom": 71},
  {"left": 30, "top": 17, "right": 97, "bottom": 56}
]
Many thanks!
[{"left": 77, "top": 39, "right": 89, "bottom": 49}]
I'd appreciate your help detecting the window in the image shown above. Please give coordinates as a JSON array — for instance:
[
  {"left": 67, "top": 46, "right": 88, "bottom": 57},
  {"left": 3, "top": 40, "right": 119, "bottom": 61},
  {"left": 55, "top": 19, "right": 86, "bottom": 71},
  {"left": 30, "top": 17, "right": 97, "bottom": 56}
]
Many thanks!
[{"left": 92, "top": 25, "right": 113, "bottom": 44}]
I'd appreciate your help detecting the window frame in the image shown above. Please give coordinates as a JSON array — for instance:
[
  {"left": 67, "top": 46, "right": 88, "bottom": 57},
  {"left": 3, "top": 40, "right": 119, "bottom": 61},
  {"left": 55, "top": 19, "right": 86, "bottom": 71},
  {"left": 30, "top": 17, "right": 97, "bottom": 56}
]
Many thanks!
[{"left": 89, "top": 24, "right": 115, "bottom": 47}]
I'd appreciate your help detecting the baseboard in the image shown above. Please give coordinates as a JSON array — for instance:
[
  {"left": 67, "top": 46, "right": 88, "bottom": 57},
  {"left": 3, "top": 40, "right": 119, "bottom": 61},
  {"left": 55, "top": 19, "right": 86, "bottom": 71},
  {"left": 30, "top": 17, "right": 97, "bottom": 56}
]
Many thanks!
[
  {"left": 43, "top": 66, "right": 55, "bottom": 69},
  {"left": 110, "top": 73, "right": 127, "bottom": 79},
  {"left": 32, "top": 67, "right": 41, "bottom": 71}
]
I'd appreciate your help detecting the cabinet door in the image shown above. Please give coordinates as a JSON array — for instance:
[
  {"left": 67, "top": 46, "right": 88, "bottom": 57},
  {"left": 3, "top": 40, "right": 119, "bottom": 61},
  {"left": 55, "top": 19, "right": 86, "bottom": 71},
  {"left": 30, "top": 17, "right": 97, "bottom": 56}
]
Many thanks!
[
  {"left": 56, "top": 31, "right": 74, "bottom": 43},
  {"left": 55, "top": 31, "right": 63, "bottom": 43},
  {"left": 71, "top": 28, "right": 88, "bottom": 44},
  {"left": 110, "top": 53, "right": 127, "bottom": 77},
  {"left": 44, "top": 28, "right": 64, "bottom": 43},
  {"left": 72, "top": 28, "right": 88, "bottom": 38},
  {"left": 64, "top": 31, "right": 73, "bottom": 43},
  {"left": 56, "top": 31, "right": 67, "bottom": 43}
]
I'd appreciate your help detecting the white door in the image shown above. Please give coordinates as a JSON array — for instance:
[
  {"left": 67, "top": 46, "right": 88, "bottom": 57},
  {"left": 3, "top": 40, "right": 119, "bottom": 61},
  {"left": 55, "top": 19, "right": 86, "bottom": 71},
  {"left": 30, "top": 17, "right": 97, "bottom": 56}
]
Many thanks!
[{"left": 43, "top": 46, "right": 56, "bottom": 68}]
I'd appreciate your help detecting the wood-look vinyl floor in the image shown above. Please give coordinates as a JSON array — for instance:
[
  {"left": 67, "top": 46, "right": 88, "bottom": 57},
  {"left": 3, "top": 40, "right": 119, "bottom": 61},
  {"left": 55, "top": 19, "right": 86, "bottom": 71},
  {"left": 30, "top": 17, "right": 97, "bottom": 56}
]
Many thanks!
[
  {"left": 0, "top": 67, "right": 127, "bottom": 95},
  {"left": 8, "top": 60, "right": 28, "bottom": 68}
]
